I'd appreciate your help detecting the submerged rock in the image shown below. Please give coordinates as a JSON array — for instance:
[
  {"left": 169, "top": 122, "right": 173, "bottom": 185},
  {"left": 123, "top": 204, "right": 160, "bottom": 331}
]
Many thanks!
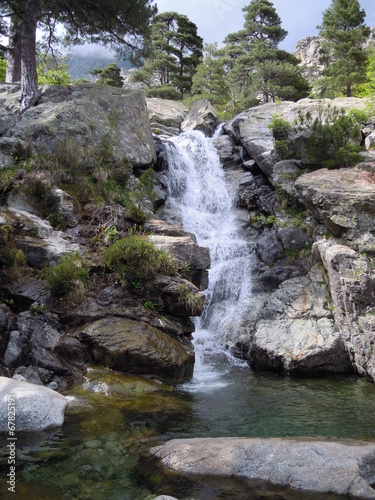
[
  {"left": 0, "top": 376, "right": 69, "bottom": 432},
  {"left": 144, "top": 437, "right": 375, "bottom": 498}
]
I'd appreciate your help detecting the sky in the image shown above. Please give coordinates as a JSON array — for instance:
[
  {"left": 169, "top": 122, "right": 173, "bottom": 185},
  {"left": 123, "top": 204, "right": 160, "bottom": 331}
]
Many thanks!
[{"left": 154, "top": 0, "right": 375, "bottom": 51}]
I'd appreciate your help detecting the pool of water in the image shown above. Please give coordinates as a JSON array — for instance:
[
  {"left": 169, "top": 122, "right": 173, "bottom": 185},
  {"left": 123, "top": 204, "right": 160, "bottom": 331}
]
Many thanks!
[{"left": 2, "top": 365, "right": 375, "bottom": 499}]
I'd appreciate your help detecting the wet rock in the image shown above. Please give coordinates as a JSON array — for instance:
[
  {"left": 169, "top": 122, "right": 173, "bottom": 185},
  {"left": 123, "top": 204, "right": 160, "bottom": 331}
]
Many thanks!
[
  {"left": 54, "top": 189, "right": 78, "bottom": 227},
  {"left": 75, "top": 317, "right": 194, "bottom": 382},
  {"left": 181, "top": 100, "right": 220, "bottom": 138},
  {"left": 145, "top": 437, "right": 375, "bottom": 499},
  {"left": 0, "top": 376, "right": 69, "bottom": 432},
  {"left": 212, "top": 135, "right": 243, "bottom": 169},
  {"left": 255, "top": 228, "right": 284, "bottom": 265}
]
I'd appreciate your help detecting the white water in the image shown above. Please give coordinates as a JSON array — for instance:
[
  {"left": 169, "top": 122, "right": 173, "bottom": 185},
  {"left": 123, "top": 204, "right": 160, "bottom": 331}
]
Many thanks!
[{"left": 164, "top": 131, "right": 253, "bottom": 391}]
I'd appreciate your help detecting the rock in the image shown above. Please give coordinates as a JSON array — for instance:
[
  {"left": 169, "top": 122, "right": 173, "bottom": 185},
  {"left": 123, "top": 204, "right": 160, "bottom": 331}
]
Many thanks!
[
  {"left": 247, "top": 267, "right": 351, "bottom": 374},
  {"left": 1, "top": 84, "right": 156, "bottom": 168},
  {"left": 145, "top": 437, "right": 375, "bottom": 498},
  {"left": 0, "top": 376, "right": 69, "bottom": 431},
  {"left": 3, "top": 331, "right": 25, "bottom": 367},
  {"left": 295, "top": 36, "right": 325, "bottom": 82},
  {"left": 75, "top": 317, "right": 194, "bottom": 382},
  {"left": 212, "top": 135, "right": 243, "bottom": 169},
  {"left": 181, "top": 100, "right": 220, "bottom": 138},
  {"left": 295, "top": 164, "right": 375, "bottom": 241},
  {"left": 146, "top": 97, "right": 188, "bottom": 137},
  {"left": 271, "top": 159, "right": 305, "bottom": 200},
  {"left": 255, "top": 228, "right": 284, "bottom": 265},
  {"left": 316, "top": 240, "right": 375, "bottom": 380},
  {"left": 149, "top": 233, "right": 210, "bottom": 290},
  {"left": 365, "top": 131, "right": 375, "bottom": 151},
  {"left": 54, "top": 189, "right": 78, "bottom": 227}
]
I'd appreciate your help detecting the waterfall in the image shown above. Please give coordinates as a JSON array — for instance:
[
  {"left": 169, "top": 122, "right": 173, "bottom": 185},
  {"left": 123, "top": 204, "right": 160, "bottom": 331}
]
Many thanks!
[{"left": 164, "top": 131, "right": 254, "bottom": 390}]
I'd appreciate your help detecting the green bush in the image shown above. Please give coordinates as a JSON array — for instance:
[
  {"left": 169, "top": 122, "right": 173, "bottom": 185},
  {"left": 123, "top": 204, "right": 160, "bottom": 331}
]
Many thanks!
[
  {"left": 307, "top": 106, "right": 363, "bottom": 168},
  {"left": 268, "top": 114, "right": 294, "bottom": 160},
  {"left": 145, "top": 85, "right": 182, "bottom": 101},
  {"left": 46, "top": 252, "right": 89, "bottom": 297},
  {"left": 103, "top": 236, "right": 178, "bottom": 288}
]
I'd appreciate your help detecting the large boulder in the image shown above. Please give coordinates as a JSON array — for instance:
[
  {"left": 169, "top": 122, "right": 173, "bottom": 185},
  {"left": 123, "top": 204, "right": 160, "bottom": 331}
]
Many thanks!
[
  {"left": 181, "top": 100, "right": 220, "bottom": 138},
  {"left": 0, "top": 376, "right": 69, "bottom": 432},
  {"left": 0, "top": 84, "right": 156, "bottom": 168},
  {"left": 144, "top": 437, "right": 375, "bottom": 499},
  {"left": 295, "top": 164, "right": 375, "bottom": 243},
  {"left": 245, "top": 266, "right": 351, "bottom": 374},
  {"left": 146, "top": 98, "right": 189, "bottom": 137},
  {"left": 74, "top": 317, "right": 194, "bottom": 382}
]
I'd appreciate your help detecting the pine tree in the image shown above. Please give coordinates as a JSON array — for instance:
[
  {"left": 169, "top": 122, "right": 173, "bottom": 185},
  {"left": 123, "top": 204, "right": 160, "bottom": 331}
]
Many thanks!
[
  {"left": 318, "top": 0, "right": 370, "bottom": 97},
  {"left": 223, "top": 0, "right": 309, "bottom": 109},
  {"left": 90, "top": 63, "right": 124, "bottom": 88},
  {"left": 130, "top": 11, "right": 203, "bottom": 98},
  {"left": 1, "top": 0, "right": 156, "bottom": 110},
  {"left": 191, "top": 43, "right": 230, "bottom": 104}
]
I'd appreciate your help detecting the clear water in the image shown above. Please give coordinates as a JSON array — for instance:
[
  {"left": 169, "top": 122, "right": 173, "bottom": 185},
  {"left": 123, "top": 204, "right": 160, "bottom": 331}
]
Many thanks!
[{"left": 2, "top": 131, "right": 375, "bottom": 499}]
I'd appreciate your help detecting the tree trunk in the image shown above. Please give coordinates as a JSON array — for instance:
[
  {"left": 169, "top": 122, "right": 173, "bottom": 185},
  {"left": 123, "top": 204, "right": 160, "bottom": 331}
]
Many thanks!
[
  {"left": 20, "top": 0, "right": 41, "bottom": 112},
  {"left": 6, "top": 16, "right": 22, "bottom": 83}
]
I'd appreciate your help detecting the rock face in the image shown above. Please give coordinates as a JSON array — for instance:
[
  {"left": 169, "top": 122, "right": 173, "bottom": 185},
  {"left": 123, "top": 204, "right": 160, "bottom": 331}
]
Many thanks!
[
  {"left": 0, "top": 83, "right": 156, "bottom": 168},
  {"left": 295, "top": 165, "right": 375, "bottom": 242},
  {"left": 74, "top": 317, "right": 194, "bottom": 382},
  {"left": 181, "top": 99, "right": 220, "bottom": 137},
  {"left": 146, "top": 98, "right": 189, "bottom": 137},
  {"left": 0, "top": 376, "right": 69, "bottom": 432},
  {"left": 145, "top": 437, "right": 375, "bottom": 499}
]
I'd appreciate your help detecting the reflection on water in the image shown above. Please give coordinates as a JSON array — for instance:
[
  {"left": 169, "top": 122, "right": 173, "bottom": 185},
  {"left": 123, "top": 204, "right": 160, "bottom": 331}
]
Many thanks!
[{"left": 1, "top": 367, "right": 375, "bottom": 499}]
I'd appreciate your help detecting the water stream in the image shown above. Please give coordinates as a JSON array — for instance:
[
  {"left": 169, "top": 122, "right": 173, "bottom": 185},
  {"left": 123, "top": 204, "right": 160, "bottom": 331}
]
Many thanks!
[
  {"left": 2, "top": 131, "right": 375, "bottom": 499},
  {"left": 164, "top": 131, "right": 254, "bottom": 391}
]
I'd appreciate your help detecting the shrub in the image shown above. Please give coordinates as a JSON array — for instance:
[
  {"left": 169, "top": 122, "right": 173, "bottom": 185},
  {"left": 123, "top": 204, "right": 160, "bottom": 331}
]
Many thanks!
[
  {"left": 145, "top": 85, "right": 182, "bottom": 101},
  {"left": 268, "top": 114, "right": 294, "bottom": 160},
  {"left": 46, "top": 252, "right": 89, "bottom": 297},
  {"left": 307, "top": 106, "right": 363, "bottom": 168},
  {"left": 103, "top": 236, "right": 178, "bottom": 288}
]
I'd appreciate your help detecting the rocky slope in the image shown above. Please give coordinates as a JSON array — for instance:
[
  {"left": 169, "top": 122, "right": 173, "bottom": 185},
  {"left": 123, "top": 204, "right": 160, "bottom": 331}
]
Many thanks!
[{"left": 0, "top": 84, "right": 209, "bottom": 394}]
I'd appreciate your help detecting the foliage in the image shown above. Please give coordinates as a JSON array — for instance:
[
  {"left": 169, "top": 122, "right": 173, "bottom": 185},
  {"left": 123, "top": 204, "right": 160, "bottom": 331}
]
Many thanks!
[
  {"left": 103, "top": 235, "right": 178, "bottom": 288},
  {"left": 307, "top": 106, "right": 364, "bottom": 168},
  {"left": 0, "top": 225, "right": 26, "bottom": 277},
  {"left": 46, "top": 252, "right": 89, "bottom": 297},
  {"left": 30, "top": 130, "right": 132, "bottom": 206},
  {"left": 132, "top": 168, "right": 157, "bottom": 209},
  {"left": 0, "top": 57, "right": 6, "bottom": 82},
  {"left": 268, "top": 114, "right": 294, "bottom": 160},
  {"left": 176, "top": 284, "right": 203, "bottom": 316},
  {"left": 90, "top": 63, "right": 124, "bottom": 88},
  {"left": 222, "top": 0, "right": 309, "bottom": 110},
  {"left": 130, "top": 11, "right": 203, "bottom": 98},
  {"left": 145, "top": 85, "right": 182, "bottom": 100},
  {"left": 25, "top": 179, "right": 66, "bottom": 229},
  {"left": 37, "top": 54, "right": 71, "bottom": 85},
  {"left": 191, "top": 43, "right": 230, "bottom": 105},
  {"left": 318, "top": 0, "right": 370, "bottom": 97}
]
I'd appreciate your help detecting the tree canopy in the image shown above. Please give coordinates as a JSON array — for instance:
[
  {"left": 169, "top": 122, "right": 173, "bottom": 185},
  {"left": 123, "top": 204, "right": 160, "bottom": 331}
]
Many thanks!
[
  {"left": 130, "top": 11, "right": 203, "bottom": 98},
  {"left": 1, "top": 0, "right": 157, "bottom": 110},
  {"left": 90, "top": 63, "right": 124, "bottom": 88},
  {"left": 318, "top": 0, "right": 370, "bottom": 97},
  {"left": 222, "top": 0, "right": 309, "bottom": 109}
]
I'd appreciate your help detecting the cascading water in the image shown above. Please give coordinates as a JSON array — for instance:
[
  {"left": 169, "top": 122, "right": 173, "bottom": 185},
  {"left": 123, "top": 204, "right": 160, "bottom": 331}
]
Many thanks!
[{"left": 164, "top": 130, "right": 254, "bottom": 391}]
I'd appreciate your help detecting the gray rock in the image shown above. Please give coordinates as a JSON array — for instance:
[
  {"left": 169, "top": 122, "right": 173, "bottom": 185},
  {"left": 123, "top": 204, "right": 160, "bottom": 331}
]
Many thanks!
[
  {"left": 0, "top": 376, "right": 69, "bottom": 432},
  {"left": 255, "top": 228, "right": 284, "bottom": 265},
  {"left": 181, "top": 100, "right": 220, "bottom": 138},
  {"left": 147, "top": 437, "right": 375, "bottom": 498},
  {"left": 75, "top": 317, "right": 195, "bottom": 382},
  {"left": 1, "top": 83, "right": 156, "bottom": 168},
  {"left": 295, "top": 164, "right": 375, "bottom": 241},
  {"left": 3, "top": 331, "right": 25, "bottom": 367},
  {"left": 54, "top": 188, "right": 78, "bottom": 227},
  {"left": 146, "top": 98, "right": 188, "bottom": 137}
]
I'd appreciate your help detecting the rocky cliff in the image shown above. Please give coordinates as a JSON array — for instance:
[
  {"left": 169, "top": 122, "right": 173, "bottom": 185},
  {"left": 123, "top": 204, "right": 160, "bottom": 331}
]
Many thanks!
[{"left": 0, "top": 84, "right": 209, "bottom": 392}]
